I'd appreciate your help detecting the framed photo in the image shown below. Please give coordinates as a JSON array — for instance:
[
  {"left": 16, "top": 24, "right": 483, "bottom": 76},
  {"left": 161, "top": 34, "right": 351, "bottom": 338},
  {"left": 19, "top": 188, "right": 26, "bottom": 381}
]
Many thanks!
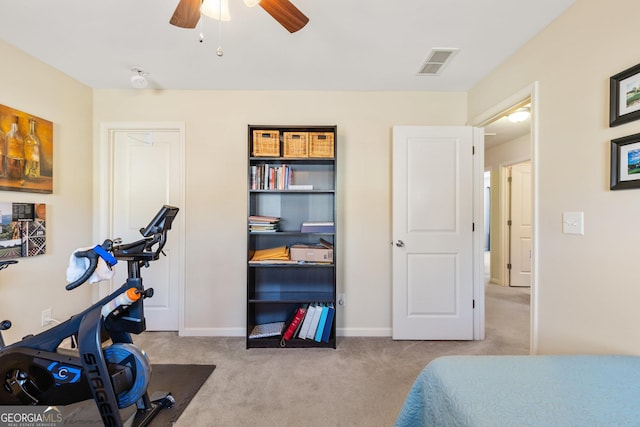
[
  {"left": 610, "top": 62, "right": 640, "bottom": 127},
  {"left": 0, "top": 104, "right": 53, "bottom": 193},
  {"left": 611, "top": 133, "right": 640, "bottom": 190}
]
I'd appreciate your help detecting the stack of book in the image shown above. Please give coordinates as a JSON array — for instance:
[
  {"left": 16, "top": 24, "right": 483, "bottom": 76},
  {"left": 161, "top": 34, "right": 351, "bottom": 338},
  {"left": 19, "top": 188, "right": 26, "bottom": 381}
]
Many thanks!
[
  {"left": 248, "top": 215, "right": 281, "bottom": 232},
  {"left": 280, "top": 303, "right": 335, "bottom": 346}
]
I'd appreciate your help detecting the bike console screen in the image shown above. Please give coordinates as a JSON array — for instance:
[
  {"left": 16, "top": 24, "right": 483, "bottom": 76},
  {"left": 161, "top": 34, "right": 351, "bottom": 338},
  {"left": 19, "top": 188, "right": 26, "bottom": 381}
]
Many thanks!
[
  {"left": 112, "top": 205, "right": 179, "bottom": 262},
  {"left": 140, "top": 205, "right": 179, "bottom": 237}
]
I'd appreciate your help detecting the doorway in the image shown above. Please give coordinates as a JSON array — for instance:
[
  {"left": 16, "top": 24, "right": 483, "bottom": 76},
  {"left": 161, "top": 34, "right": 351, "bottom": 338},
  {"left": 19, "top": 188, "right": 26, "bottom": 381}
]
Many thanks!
[
  {"left": 471, "top": 83, "right": 538, "bottom": 353},
  {"left": 96, "top": 122, "right": 186, "bottom": 332},
  {"left": 505, "top": 160, "right": 532, "bottom": 287}
]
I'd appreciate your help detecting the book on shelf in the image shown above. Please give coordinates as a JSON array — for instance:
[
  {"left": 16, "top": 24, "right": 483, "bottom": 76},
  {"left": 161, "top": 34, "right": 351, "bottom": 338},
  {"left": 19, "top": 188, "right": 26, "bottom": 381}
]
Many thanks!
[
  {"left": 250, "top": 164, "right": 294, "bottom": 190},
  {"left": 249, "top": 215, "right": 281, "bottom": 232},
  {"left": 248, "top": 215, "right": 281, "bottom": 223},
  {"left": 248, "top": 321, "right": 285, "bottom": 339},
  {"left": 288, "top": 184, "right": 313, "bottom": 190},
  {"left": 301, "top": 221, "right": 335, "bottom": 233},
  {"left": 321, "top": 304, "right": 335, "bottom": 343}
]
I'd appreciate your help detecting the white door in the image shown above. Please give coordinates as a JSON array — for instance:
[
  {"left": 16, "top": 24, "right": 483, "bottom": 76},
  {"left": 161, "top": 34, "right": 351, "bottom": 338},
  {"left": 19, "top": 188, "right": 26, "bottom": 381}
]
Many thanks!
[
  {"left": 99, "top": 124, "right": 185, "bottom": 331},
  {"left": 508, "top": 161, "right": 532, "bottom": 287},
  {"left": 392, "top": 126, "right": 482, "bottom": 340}
]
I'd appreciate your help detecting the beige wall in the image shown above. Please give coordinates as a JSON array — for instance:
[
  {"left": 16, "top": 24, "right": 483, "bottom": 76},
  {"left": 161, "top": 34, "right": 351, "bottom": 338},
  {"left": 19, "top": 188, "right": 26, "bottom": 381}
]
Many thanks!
[
  {"left": 0, "top": 40, "right": 94, "bottom": 343},
  {"left": 93, "top": 90, "right": 467, "bottom": 335},
  {"left": 469, "top": 0, "right": 640, "bottom": 354}
]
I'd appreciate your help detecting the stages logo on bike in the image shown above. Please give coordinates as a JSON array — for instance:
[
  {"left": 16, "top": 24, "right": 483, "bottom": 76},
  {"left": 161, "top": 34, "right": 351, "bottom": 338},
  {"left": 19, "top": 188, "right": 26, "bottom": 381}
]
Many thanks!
[
  {"left": 0, "top": 406, "right": 63, "bottom": 427},
  {"left": 46, "top": 361, "right": 82, "bottom": 384}
]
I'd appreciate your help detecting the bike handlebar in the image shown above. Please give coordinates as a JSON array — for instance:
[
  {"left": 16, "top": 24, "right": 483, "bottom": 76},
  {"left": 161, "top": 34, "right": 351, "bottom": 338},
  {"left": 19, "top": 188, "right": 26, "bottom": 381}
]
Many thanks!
[
  {"left": 64, "top": 205, "right": 179, "bottom": 291},
  {"left": 65, "top": 241, "right": 110, "bottom": 290}
]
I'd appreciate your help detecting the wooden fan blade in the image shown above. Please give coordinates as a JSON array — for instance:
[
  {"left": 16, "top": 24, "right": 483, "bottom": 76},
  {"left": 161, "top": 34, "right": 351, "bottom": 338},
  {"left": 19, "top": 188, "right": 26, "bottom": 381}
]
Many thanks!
[
  {"left": 259, "top": 0, "right": 309, "bottom": 33},
  {"left": 170, "top": 0, "right": 202, "bottom": 29}
]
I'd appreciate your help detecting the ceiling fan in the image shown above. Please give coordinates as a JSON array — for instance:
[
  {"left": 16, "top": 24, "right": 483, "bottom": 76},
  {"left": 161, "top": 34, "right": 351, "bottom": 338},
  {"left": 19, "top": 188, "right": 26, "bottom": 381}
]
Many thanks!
[{"left": 170, "top": 0, "right": 309, "bottom": 33}]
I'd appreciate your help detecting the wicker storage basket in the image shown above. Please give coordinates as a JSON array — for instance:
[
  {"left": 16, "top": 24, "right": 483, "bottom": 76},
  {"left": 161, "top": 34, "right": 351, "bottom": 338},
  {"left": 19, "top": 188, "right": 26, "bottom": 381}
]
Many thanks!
[
  {"left": 283, "top": 132, "right": 309, "bottom": 158},
  {"left": 309, "top": 132, "right": 335, "bottom": 158},
  {"left": 252, "top": 130, "right": 280, "bottom": 157}
]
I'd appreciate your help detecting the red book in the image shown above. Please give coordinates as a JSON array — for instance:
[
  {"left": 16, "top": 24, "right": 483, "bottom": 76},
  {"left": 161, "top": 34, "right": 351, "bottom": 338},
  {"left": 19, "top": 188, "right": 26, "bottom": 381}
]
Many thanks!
[{"left": 282, "top": 306, "right": 307, "bottom": 341}]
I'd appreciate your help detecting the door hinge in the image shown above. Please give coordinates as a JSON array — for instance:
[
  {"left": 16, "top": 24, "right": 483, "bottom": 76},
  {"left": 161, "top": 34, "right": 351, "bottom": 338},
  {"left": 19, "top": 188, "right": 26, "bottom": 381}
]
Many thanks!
[
  {"left": 472, "top": 222, "right": 475, "bottom": 231},
  {"left": 507, "top": 263, "right": 512, "bottom": 270},
  {"left": 508, "top": 176, "right": 512, "bottom": 183},
  {"left": 472, "top": 299, "right": 475, "bottom": 309},
  {"left": 507, "top": 219, "right": 512, "bottom": 226},
  {"left": 472, "top": 146, "right": 475, "bottom": 155}
]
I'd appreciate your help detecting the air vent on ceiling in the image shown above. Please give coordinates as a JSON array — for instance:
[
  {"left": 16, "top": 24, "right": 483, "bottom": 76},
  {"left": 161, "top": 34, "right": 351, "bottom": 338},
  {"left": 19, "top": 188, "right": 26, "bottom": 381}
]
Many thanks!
[{"left": 418, "top": 48, "right": 459, "bottom": 76}]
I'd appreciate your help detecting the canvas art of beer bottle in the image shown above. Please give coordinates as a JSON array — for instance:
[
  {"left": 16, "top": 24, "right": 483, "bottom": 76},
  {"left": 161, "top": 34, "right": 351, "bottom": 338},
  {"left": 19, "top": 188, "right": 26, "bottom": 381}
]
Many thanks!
[
  {"left": 5, "top": 115, "right": 24, "bottom": 181},
  {"left": 24, "top": 118, "right": 41, "bottom": 179}
]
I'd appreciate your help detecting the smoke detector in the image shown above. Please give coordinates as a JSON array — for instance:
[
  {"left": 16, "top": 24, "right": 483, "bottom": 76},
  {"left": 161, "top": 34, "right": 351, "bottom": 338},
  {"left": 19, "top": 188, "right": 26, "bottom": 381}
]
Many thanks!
[{"left": 130, "top": 68, "right": 149, "bottom": 89}]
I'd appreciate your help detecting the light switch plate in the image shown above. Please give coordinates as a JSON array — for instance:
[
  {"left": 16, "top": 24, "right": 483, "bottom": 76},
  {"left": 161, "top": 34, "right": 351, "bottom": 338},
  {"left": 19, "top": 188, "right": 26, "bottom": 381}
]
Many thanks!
[{"left": 563, "top": 211, "right": 584, "bottom": 235}]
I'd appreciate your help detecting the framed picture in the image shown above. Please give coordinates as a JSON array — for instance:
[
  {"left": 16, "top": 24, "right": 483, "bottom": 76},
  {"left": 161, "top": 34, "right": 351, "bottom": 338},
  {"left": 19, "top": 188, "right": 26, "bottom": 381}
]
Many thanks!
[
  {"left": 0, "top": 104, "right": 53, "bottom": 193},
  {"left": 611, "top": 133, "right": 640, "bottom": 190},
  {"left": 610, "top": 62, "right": 640, "bottom": 127}
]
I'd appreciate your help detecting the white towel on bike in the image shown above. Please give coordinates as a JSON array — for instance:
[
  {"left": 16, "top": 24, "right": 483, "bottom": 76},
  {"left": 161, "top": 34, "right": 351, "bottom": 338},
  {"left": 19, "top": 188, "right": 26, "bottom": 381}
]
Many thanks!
[{"left": 66, "top": 247, "right": 115, "bottom": 284}]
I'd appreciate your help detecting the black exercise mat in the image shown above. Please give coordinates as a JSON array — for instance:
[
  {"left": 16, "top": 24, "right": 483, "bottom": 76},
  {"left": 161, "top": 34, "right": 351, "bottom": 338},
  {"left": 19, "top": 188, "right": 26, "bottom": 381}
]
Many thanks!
[
  {"left": 148, "top": 364, "right": 215, "bottom": 425},
  {"left": 62, "top": 364, "right": 215, "bottom": 425}
]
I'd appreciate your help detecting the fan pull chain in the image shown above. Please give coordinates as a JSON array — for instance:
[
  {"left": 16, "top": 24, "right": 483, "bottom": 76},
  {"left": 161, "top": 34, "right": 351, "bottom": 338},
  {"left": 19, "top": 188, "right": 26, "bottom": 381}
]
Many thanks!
[{"left": 216, "top": 0, "right": 224, "bottom": 57}]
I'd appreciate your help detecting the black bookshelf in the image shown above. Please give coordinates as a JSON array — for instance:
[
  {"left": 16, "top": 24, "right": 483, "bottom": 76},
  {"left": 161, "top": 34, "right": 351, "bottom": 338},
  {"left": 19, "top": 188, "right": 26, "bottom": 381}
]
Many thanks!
[{"left": 247, "top": 125, "right": 337, "bottom": 349}]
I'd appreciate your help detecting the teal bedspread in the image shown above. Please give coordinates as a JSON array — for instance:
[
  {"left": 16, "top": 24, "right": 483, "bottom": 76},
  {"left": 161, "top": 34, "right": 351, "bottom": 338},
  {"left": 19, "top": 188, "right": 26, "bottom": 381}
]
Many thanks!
[{"left": 394, "top": 355, "right": 640, "bottom": 427}]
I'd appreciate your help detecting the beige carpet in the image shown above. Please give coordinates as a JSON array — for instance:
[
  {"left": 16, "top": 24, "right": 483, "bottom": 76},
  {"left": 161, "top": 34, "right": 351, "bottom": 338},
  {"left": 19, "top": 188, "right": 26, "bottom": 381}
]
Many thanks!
[{"left": 134, "top": 283, "right": 530, "bottom": 427}]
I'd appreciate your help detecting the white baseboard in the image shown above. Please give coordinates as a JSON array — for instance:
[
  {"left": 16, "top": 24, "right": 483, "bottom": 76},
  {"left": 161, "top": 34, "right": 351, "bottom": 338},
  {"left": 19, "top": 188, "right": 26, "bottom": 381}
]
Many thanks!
[
  {"left": 337, "top": 327, "right": 391, "bottom": 337},
  {"left": 179, "top": 327, "right": 245, "bottom": 337}
]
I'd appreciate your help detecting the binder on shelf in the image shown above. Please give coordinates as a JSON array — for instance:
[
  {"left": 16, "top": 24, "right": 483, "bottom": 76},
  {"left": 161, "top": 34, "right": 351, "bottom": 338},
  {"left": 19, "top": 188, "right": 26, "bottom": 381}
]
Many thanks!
[
  {"left": 321, "top": 305, "right": 335, "bottom": 343},
  {"left": 297, "top": 304, "right": 318, "bottom": 339},
  {"left": 305, "top": 304, "right": 323, "bottom": 339},
  {"left": 314, "top": 305, "right": 330, "bottom": 342},
  {"left": 282, "top": 305, "right": 308, "bottom": 342},
  {"left": 248, "top": 321, "right": 285, "bottom": 339},
  {"left": 301, "top": 221, "right": 335, "bottom": 233}
]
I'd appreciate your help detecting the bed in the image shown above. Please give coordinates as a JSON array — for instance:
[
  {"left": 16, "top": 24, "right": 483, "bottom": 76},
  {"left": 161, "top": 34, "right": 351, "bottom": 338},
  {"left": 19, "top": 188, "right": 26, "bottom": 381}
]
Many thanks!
[{"left": 394, "top": 355, "right": 640, "bottom": 427}]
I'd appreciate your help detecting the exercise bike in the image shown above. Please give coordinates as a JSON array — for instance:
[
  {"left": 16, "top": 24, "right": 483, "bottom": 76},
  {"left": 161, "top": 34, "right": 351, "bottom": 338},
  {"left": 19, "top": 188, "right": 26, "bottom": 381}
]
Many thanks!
[{"left": 0, "top": 205, "right": 179, "bottom": 427}]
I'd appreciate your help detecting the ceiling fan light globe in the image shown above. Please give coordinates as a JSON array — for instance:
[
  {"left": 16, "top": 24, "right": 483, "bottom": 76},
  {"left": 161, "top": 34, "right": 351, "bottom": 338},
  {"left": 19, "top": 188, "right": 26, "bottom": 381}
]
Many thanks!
[
  {"left": 201, "top": 0, "right": 231, "bottom": 21},
  {"left": 242, "top": 0, "right": 261, "bottom": 7}
]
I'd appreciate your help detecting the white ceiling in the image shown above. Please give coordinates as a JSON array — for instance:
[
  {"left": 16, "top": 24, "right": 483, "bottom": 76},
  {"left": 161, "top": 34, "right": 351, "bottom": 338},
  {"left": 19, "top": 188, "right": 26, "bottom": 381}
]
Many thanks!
[{"left": 0, "top": 0, "right": 574, "bottom": 91}]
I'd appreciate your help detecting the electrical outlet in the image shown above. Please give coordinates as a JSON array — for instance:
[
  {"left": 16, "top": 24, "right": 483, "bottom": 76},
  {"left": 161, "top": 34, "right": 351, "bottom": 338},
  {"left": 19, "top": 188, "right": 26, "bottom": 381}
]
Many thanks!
[
  {"left": 337, "top": 293, "right": 345, "bottom": 306},
  {"left": 41, "top": 308, "right": 52, "bottom": 326}
]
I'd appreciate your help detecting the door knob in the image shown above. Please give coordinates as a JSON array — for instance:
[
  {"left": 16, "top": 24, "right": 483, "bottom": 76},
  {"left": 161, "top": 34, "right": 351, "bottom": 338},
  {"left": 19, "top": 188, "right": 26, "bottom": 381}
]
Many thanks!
[{"left": 395, "top": 240, "right": 405, "bottom": 247}]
